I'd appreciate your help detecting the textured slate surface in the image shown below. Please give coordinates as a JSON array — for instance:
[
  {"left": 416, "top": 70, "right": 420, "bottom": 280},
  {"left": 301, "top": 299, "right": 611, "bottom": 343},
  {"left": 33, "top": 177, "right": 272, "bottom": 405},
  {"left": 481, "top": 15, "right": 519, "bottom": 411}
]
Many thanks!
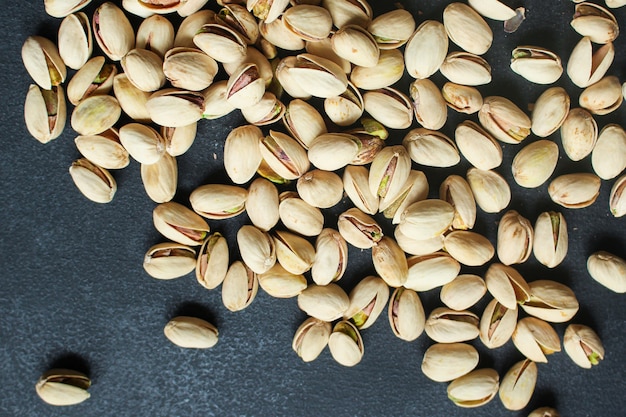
[{"left": 1, "top": 1, "right": 625, "bottom": 416}]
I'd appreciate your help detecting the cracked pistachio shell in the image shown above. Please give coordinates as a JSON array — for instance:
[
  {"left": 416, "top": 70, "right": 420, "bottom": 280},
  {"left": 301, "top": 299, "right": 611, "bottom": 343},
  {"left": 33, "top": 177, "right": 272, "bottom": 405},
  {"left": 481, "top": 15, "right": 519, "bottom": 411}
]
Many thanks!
[
  {"left": 242, "top": 92, "right": 285, "bottom": 126},
  {"left": 69, "top": 158, "right": 116, "bottom": 203},
  {"left": 305, "top": 37, "right": 351, "bottom": 74},
  {"left": 143, "top": 242, "right": 196, "bottom": 279},
  {"left": 344, "top": 276, "right": 389, "bottom": 329},
  {"left": 203, "top": 80, "right": 236, "bottom": 119},
  {"left": 324, "top": 82, "right": 364, "bottom": 127},
  {"left": 297, "top": 170, "right": 343, "bottom": 209},
  {"left": 479, "top": 299, "right": 517, "bottom": 348},
  {"left": 398, "top": 199, "right": 455, "bottom": 240},
  {"left": 350, "top": 49, "right": 404, "bottom": 90},
  {"left": 466, "top": 168, "right": 511, "bottom": 213},
  {"left": 405, "top": 252, "right": 460, "bottom": 292},
  {"left": 548, "top": 173, "right": 601, "bottom": 208},
  {"left": 274, "top": 230, "right": 315, "bottom": 275},
  {"left": 153, "top": 202, "right": 209, "bottom": 246},
  {"left": 331, "top": 24, "right": 379, "bottom": 68},
  {"left": 571, "top": 2, "right": 619, "bottom": 44},
  {"left": 71, "top": 95, "right": 121, "bottom": 136},
  {"left": 222, "top": 260, "right": 258, "bottom": 312},
  {"left": 258, "top": 263, "right": 307, "bottom": 298},
  {"left": 447, "top": 368, "right": 499, "bottom": 408},
  {"left": 45, "top": 0, "right": 92, "bottom": 18},
  {"left": 363, "top": 87, "right": 413, "bottom": 129},
  {"left": 510, "top": 46, "right": 563, "bottom": 85},
  {"left": 218, "top": 3, "right": 259, "bottom": 44},
  {"left": 587, "top": 251, "right": 626, "bottom": 293},
  {"left": 75, "top": 129, "right": 129, "bottom": 170},
  {"left": 119, "top": 123, "right": 165, "bottom": 165},
  {"left": 521, "top": 280, "right": 579, "bottom": 322},
  {"left": 246, "top": 178, "right": 280, "bottom": 231},
  {"left": 322, "top": 0, "right": 371, "bottom": 28},
  {"left": 223, "top": 47, "right": 272, "bottom": 87},
  {"left": 260, "top": 131, "right": 309, "bottom": 180},
  {"left": 443, "top": 83, "right": 483, "bottom": 114},
  {"left": 425, "top": 307, "right": 480, "bottom": 343},
  {"left": 58, "top": 12, "right": 92, "bottom": 70},
  {"left": 422, "top": 343, "right": 479, "bottom": 382},
  {"left": 467, "top": 0, "right": 516, "bottom": 20},
  {"left": 93, "top": 2, "right": 135, "bottom": 62},
  {"left": 259, "top": 17, "right": 306, "bottom": 51},
  {"left": 164, "top": 316, "right": 218, "bottom": 349},
  {"left": 404, "top": 20, "right": 448, "bottom": 79},
  {"left": 512, "top": 317, "right": 561, "bottom": 363},
  {"left": 440, "top": 52, "right": 491, "bottom": 86},
  {"left": 367, "top": 9, "right": 415, "bottom": 49},
  {"left": 283, "top": 5, "right": 332, "bottom": 41},
  {"left": 113, "top": 73, "right": 151, "bottom": 123},
  {"left": 67, "top": 57, "right": 117, "bottom": 106},
  {"left": 512, "top": 140, "right": 559, "bottom": 188},
  {"left": 283, "top": 99, "right": 327, "bottom": 149},
  {"left": 161, "top": 123, "right": 196, "bottom": 157},
  {"left": 610, "top": 174, "right": 626, "bottom": 217},
  {"left": 533, "top": 212, "right": 568, "bottom": 268},
  {"left": 225, "top": 63, "right": 265, "bottom": 109},
  {"left": 178, "top": 0, "right": 211, "bottom": 18},
  {"left": 190, "top": 184, "right": 247, "bottom": 220},
  {"left": 147, "top": 88, "right": 205, "bottom": 127},
  {"left": 338, "top": 207, "right": 383, "bottom": 249},
  {"left": 237, "top": 225, "right": 276, "bottom": 274},
  {"left": 136, "top": 15, "right": 175, "bottom": 58},
  {"left": 591, "top": 124, "right": 626, "bottom": 180},
  {"left": 564, "top": 324, "right": 604, "bottom": 368},
  {"left": 529, "top": 408, "right": 561, "bottom": 417},
  {"left": 195, "top": 232, "right": 229, "bottom": 290},
  {"left": 531, "top": 87, "right": 570, "bottom": 137},
  {"left": 443, "top": 3, "right": 492, "bottom": 55},
  {"left": 248, "top": 0, "right": 290, "bottom": 23},
  {"left": 388, "top": 287, "right": 425, "bottom": 341},
  {"left": 311, "top": 229, "right": 348, "bottom": 285},
  {"left": 175, "top": 10, "right": 217, "bottom": 48},
  {"left": 580, "top": 76, "right": 623, "bottom": 115},
  {"left": 288, "top": 54, "right": 349, "bottom": 99},
  {"left": 343, "top": 165, "right": 379, "bottom": 214},
  {"left": 403, "top": 129, "right": 460, "bottom": 168},
  {"left": 444, "top": 231, "right": 494, "bottom": 267},
  {"left": 368, "top": 145, "right": 411, "bottom": 201},
  {"left": 275, "top": 56, "right": 312, "bottom": 99},
  {"left": 279, "top": 194, "right": 324, "bottom": 237},
  {"left": 499, "top": 360, "right": 537, "bottom": 411},
  {"left": 606, "top": 0, "right": 626, "bottom": 6},
  {"left": 440, "top": 175, "right": 476, "bottom": 230},
  {"left": 560, "top": 107, "right": 597, "bottom": 161},
  {"left": 224, "top": 125, "right": 263, "bottom": 184},
  {"left": 193, "top": 23, "right": 247, "bottom": 64},
  {"left": 410, "top": 78, "right": 447, "bottom": 130},
  {"left": 485, "top": 263, "right": 531, "bottom": 309},
  {"left": 455, "top": 121, "right": 501, "bottom": 170},
  {"left": 497, "top": 210, "right": 533, "bottom": 265},
  {"left": 328, "top": 320, "right": 364, "bottom": 367},
  {"left": 24, "top": 85, "right": 66, "bottom": 144},
  {"left": 293, "top": 317, "right": 331, "bottom": 362},
  {"left": 22, "top": 36, "right": 67, "bottom": 90},
  {"left": 479, "top": 96, "right": 531, "bottom": 144},
  {"left": 351, "top": 133, "right": 386, "bottom": 165},
  {"left": 567, "top": 37, "right": 614, "bottom": 88},
  {"left": 381, "top": 170, "right": 429, "bottom": 224},
  {"left": 298, "top": 283, "right": 349, "bottom": 322},
  {"left": 440, "top": 274, "right": 486, "bottom": 311},
  {"left": 372, "top": 236, "right": 408, "bottom": 288},
  {"left": 163, "top": 47, "right": 218, "bottom": 91},
  {"left": 35, "top": 369, "right": 91, "bottom": 406}
]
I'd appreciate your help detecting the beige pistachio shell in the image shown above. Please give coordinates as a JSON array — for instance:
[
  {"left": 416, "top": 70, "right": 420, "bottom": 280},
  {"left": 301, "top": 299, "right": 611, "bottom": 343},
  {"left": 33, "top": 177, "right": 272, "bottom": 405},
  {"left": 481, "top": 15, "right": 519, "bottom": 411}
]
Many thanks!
[
  {"left": 274, "top": 230, "right": 315, "bottom": 275},
  {"left": 447, "top": 368, "right": 500, "bottom": 408},
  {"left": 510, "top": 46, "right": 563, "bottom": 85},
  {"left": 248, "top": 0, "right": 290, "bottom": 23},
  {"left": 350, "top": 49, "right": 404, "bottom": 90},
  {"left": 587, "top": 251, "right": 626, "bottom": 293},
  {"left": 485, "top": 263, "right": 531, "bottom": 309},
  {"left": 242, "top": 92, "right": 285, "bottom": 126},
  {"left": 22, "top": 35, "right": 67, "bottom": 90},
  {"left": 223, "top": 47, "right": 272, "bottom": 87},
  {"left": 196, "top": 232, "right": 229, "bottom": 290},
  {"left": 367, "top": 9, "right": 415, "bottom": 49},
  {"left": 467, "top": 0, "right": 516, "bottom": 20},
  {"left": 368, "top": 145, "right": 412, "bottom": 201},
  {"left": 567, "top": 37, "right": 614, "bottom": 88},
  {"left": 512, "top": 317, "right": 561, "bottom": 363},
  {"left": 560, "top": 107, "right": 597, "bottom": 161},
  {"left": 45, "top": 0, "right": 93, "bottom": 18},
  {"left": 442, "top": 83, "right": 483, "bottom": 114},
  {"left": 548, "top": 173, "right": 601, "bottom": 208},
  {"left": 279, "top": 194, "right": 324, "bottom": 237},
  {"left": 71, "top": 95, "right": 121, "bottom": 136},
  {"left": 164, "top": 316, "right": 218, "bottom": 349},
  {"left": 363, "top": 87, "right": 413, "bottom": 129},
  {"left": 466, "top": 168, "right": 511, "bottom": 213},
  {"left": 343, "top": 165, "right": 379, "bottom": 214},
  {"left": 531, "top": 87, "right": 570, "bottom": 137},
  {"left": 610, "top": 174, "right": 626, "bottom": 217},
  {"left": 292, "top": 317, "right": 331, "bottom": 362},
  {"left": 521, "top": 280, "right": 579, "bottom": 323},
  {"left": 422, "top": 343, "right": 479, "bottom": 382},
  {"left": 324, "top": 82, "right": 364, "bottom": 127},
  {"left": 218, "top": 3, "right": 259, "bottom": 44},
  {"left": 119, "top": 123, "right": 165, "bottom": 165},
  {"left": 499, "top": 359, "right": 538, "bottom": 411},
  {"left": 338, "top": 207, "right": 383, "bottom": 249},
  {"left": 388, "top": 287, "right": 426, "bottom": 341},
  {"left": 69, "top": 158, "right": 117, "bottom": 203},
  {"left": 143, "top": 242, "right": 196, "bottom": 280},
  {"left": 331, "top": 24, "right": 379, "bottom": 68},
  {"left": 140, "top": 153, "right": 177, "bottom": 203},
  {"left": 308, "top": 133, "right": 359, "bottom": 171},
  {"left": 283, "top": 99, "right": 327, "bottom": 149},
  {"left": 113, "top": 73, "right": 151, "bottom": 123},
  {"left": 606, "top": 0, "right": 626, "bottom": 7},
  {"left": 260, "top": 130, "right": 309, "bottom": 180},
  {"left": 443, "top": 3, "right": 492, "bottom": 55},
  {"left": 344, "top": 276, "right": 389, "bottom": 330},
  {"left": 479, "top": 298, "right": 518, "bottom": 349},
  {"left": 444, "top": 231, "right": 494, "bottom": 267},
  {"left": 322, "top": 0, "right": 372, "bottom": 28},
  {"left": 455, "top": 121, "right": 501, "bottom": 170},
  {"left": 328, "top": 320, "right": 364, "bottom": 367},
  {"left": 282, "top": 5, "right": 332, "bottom": 41},
  {"left": 93, "top": 2, "right": 135, "bottom": 61},
  {"left": 297, "top": 170, "right": 343, "bottom": 209},
  {"left": 579, "top": 75, "right": 623, "bottom": 115},
  {"left": 380, "top": 169, "right": 429, "bottom": 224},
  {"left": 512, "top": 140, "right": 559, "bottom": 188},
  {"left": 563, "top": 324, "right": 604, "bottom": 368},
  {"left": 258, "top": 263, "right": 307, "bottom": 298},
  {"left": 58, "top": 12, "right": 92, "bottom": 70},
  {"left": 163, "top": 47, "right": 218, "bottom": 91},
  {"left": 136, "top": 15, "right": 175, "bottom": 58},
  {"left": 398, "top": 199, "right": 455, "bottom": 240},
  {"left": 440, "top": 175, "right": 476, "bottom": 230},
  {"left": 440, "top": 274, "right": 486, "bottom": 311},
  {"left": 225, "top": 63, "right": 265, "bottom": 109},
  {"left": 479, "top": 96, "right": 531, "bottom": 144},
  {"left": 35, "top": 369, "right": 91, "bottom": 406},
  {"left": 259, "top": 17, "right": 306, "bottom": 51},
  {"left": 203, "top": 80, "right": 237, "bottom": 119},
  {"left": 497, "top": 210, "right": 533, "bottom": 265},
  {"left": 178, "top": 0, "right": 210, "bottom": 17},
  {"left": 425, "top": 307, "right": 480, "bottom": 343},
  {"left": 153, "top": 202, "right": 209, "bottom": 246},
  {"left": 372, "top": 236, "right": 408, "bottom": 288},
  {"left": 288, "top": 54, "right": 349, "bottom": 99},
  {"left": 193, "top": 22, "right": 247, "bottom": 64},
  {"left": 528, "top": 407, "right": 561, "bottom": 417},
  {"left": 410, "top": 78, "right": 447, "bottom": 130},
  {"left": 305, "top": 37, "right": 351, "bottom": 74},
  {"left": 591, "top": 124, "right": 626, "bottom": 180},
  {"left": 161, "top": 123, "right": 196, "bottom": 157},
  {"left": 403, "top": 129, "right": 460, "bottom": 168},
  {"left": 533, "top": 211, "right": 568, "bottom": 268},
  {"left": 175, "top": 10, "right": 218, "bottom": 48},
  {"left": 224, "top": 125, "right": 263, "bottom": 184},
  {"left": 440, "top": 52, "right": 492, "bottom": 86},
  {"left": 404, "top": 20, "right": 448, "bottom": 79},
  {"left": 75, "top": 129, "right": 128, "bottom": 170},
  {"left": 146, "top": 88, "right": 205, "bottom": 127},
  {"left": 298, "top": 283, "right": 349, "bottom": 322},
  {"left": 67, "top": 56, "right": 117, "bottom": 106},
  {"left": 190, "top": 184, "right": 247, "bottom": 220},
  {"left": 405, "top": 252, "right": 461, "bottom": 292},
  {"left": 571, "top": 2, "right": 619, "bottom": 44},
  {"left": 311, "top": 228, "right": 348, "bottom": 285},
  {"left": 222, "top": 260, "right": 258, "bottom": 312},
  {"left": 24, "top": 85, "right": 66, "bottom": 144},
  {"left": 237, "top": 225, "right": 276, "bottom": 274},
  {"left": 246, "top": 178, "right": 280, "bottom": 232}
]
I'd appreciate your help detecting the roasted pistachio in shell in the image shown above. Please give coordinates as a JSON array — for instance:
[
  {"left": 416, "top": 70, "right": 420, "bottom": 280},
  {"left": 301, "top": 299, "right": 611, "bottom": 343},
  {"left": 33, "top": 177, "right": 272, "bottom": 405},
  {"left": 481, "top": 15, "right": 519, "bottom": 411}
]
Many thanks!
[
  {"left": 571, "top": 2, "right": 619, "bottom": 44},
  {"left": 350, "top": 49, "right": 404, "bottom": 90},
  {"left": 440, "top": 175, "right": 476, "bottom": 230},
  {"left": 324, "top": 82, "right": 364, "bottom": 127},
  {"left": 363, "top": 87, "right": 413, "bottom": 130},
  {"left": 24, "top": 85, "right": 66, "bottom": 144},
  {"left": 466, "top": 168, "right": 511, "bottom": 214},
  {"left": 447, "top": 368, "right": 500, "bottom": 408},
  {"left": 258, "top": 263, "right": 307, "bottom": 298},
  {"left": 548, "top": 173, "right": 601, "bottom": 209},
  {"left": 278, "top": 194, "right": 324, "bottom": 237},
  {"left": 193, "top": 22, "right": 247, "bottom": 64},
  {"left": 153, "top": 201, "right": 209, "bottom": 246},
  {"left": 444, "top": 231, "right": 494, "bottom": 267},
  {"left": 499, "top": 359, "right": 538, "bottom": 411},
  {"left": 190, "top": 184, "right": 247, "bottom": 220},
  {"left": 328, "top": 320, "right": 364, "bottom": 367},
  {"left": 531, "top": 87, "right": 570, "bottom": 137},
  {"left": 322, "top": 0, "right": 372, "bottom": 29},
  {"left": 22, "top": 36, "right": 67, "bottom": 90},
  {"left": 298, "top": 283, "right": 349, "bottom": 322},
  {"left": 337, "top": 207, "right": 383, "bottom": 249},
  {"left": 307, "top": 133, "right": 360, "bottom": 171},
  {"left": 533, "top": 211, "right": 568, "bottom": 268},
  {"left": 440, "top": 52, "right": 492, "bottom": 86},
  {"left": 440, "top": 274, "right": 486, "bottom": 311},
  {"left": 331, "top": 24, "right": 379, "bottom": 68},
  {"left": 223, "top": 125, "right": 263, "bottom": 184},
  {"left": 45, "top": 0, "right": 93, "bottom": 18},
  {"left": 246, "top": 178, "right": 279, "bottom": 232},
  {"left": 283, "top": 99, "right": 327, "bottom": 149},
  {"left": 404, "top": 20, "right": 448, "bottom": 79},
  {"left": 196, "top": 232, "right": 229, "bottom": 290},
  {"left": 425, "top": 307, "right": 480, "bottom": 344},
  {"left": 292, "top": 317, "right": 331, "bottom": 362},
  {"left": 93, "top": 2, "right": 135, "bottom": 62},
  {"left": 113, "top": 73, "right": 151, "bottom": 123},
  {"left": 343, "top": 165, "right": 379, "bottom": 215},
  {"left": 143, "top": 242, "right": 196, "bottom": 280},
  {"left": 587, "top": 251, "right": 626, "bottom": 293},
  {"left": 161, "top": 123, "right": 196, "bottom": 157},
  {"left": 67, "top": 56, "right": 117, "bottom": 106},
  {"left": 288, "top": 54, "right": 349, "bottom": 99},
  {"left": 71, "top": 95, "right": 121, "bottom": 136},
  {"left": 512, "top": 140, "right": 559, "bottom": 188},
  {"left": 222, "top": 260, "right": 258, "bottom": 312},
  {"left": 510, "top": 46, "right": 563, "bottom": 85},
  {"left": 497, "top": 210, "right": 533, "bottom": 265},
  {"left": 405, "top": 252, "right": 460, "bottom": 292},
  {"left": 567, "top": 37, "right": 614, "bottom": 88},
  {"left": 274, "top": 230, "right": 315, "bottom": 275},
  {"left": 512, "top": 317, "right": 561, "bottom": 363},
  {"left": 388, "top": 287, "right": 425, "bottom": 342},
  {"left": 367, "top": 9, "right": 415, "bottom": 49},
  {"left": 560, "top": 107, "right": 597, "bottom": 161},
  {"left": 163, "top": 47, "right": 218, "bottom": 91},
  {"left": 297, "top": 170, "right": 343, "bottom": 209},
  {"left": 242, "top": 92, "right": 285, "bottom": 126},
  {"left": 443, "top": 3, "right": 492, "bottom": 55},
  {"left": 528, "top": 407, "right": 561, "bottom": 417},
  {"left": 610, "top": 174, "right": 626, "bottom": 217},
  {"left": 119, "top": 123, "right": 165, "bottom": 165},
  {"left": 591, "top": 124, "right": 626, "bottom": 180},
  {"left": 260, "top": 131, "right": 309, "bottom": 181},
  {"left": 164, "top": 316, "right": 218, "bottom": 349},
  {"left": 237, "top": 225, "right": 276, "bottom": 274},
  {"left": 58, "top": 12, "right": 92, "bottom": 70},
  {"left": 136, "top": 14, "right": 175, "bottom": 58},
  {"left": 485, "top": 263, "right": 531, "bottom": 310},
  {"left": 467, "top": 0, "right": 516, "bottom": 20},
  {"left": 410, "top": 78, "right": 447, "bottom": 130},
  {"left": 443, "top": 83, "right": 483, "bottom": 115},
  {"left": 69, "top": 158, "right": 116, "bottom": 203},
  {"left": 422, "top": 343, "right": 479, "bottom": 382},
  {"left": 368, "top": 145, "right": 411, "bottom": 201},
  {"left": 372, "top": 236, "right": 408, "bottom": 288},
  {"left": 403, "top": 129, "right": 460, "bottom": 168},
  {"left": 479, "top": 298, "right": 518, "bottom": 349},
  {"left": 146, "top": 88, "right": 205, "bottom": 127},
  {"left": 35, "top": 369, "right": 91, "bottom": 406},
  {"left": 563, "top": 324, "right": 604, "bottom": 368},
  {"left": 398, "top": 199, "right": 455, "bottom": 240},
  {"left": 478, "top": 96, "right": 531, "bottom": 144},
  {"left": 140, "top": 153, "right": 177, "bottom": 203},
  {"left": 311, "top": 228, "right": 348, "bottom": 286},
  {"left": 344, "top": 276, "right": 389, "bottom": 330},
  {"left": 454, "top": 121, "right": 501, "bottom": 170},
  {"left": 579, "top": 75, "right": 623, "bottom": 115},
  {"left": 248, "top": 0, "right": 290, "bottom": 23},
  {"left": 521, "top": 280, "right": 579, "bottom": 323},
  {"left": 75, "top": 129, "right": 129, "bottom": 170}
]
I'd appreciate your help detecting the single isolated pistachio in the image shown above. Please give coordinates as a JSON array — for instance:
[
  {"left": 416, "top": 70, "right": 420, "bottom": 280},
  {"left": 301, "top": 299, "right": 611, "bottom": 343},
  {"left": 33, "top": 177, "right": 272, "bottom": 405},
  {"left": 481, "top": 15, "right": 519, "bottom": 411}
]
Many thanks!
[
  {"left": 579, "top": 76, "right": 623, "bottom": 115},
  {"left": 22, "top": 36, "right": 67, "bottom": 90},
  {"left": 499, "top": 359, "right": 538, "bottom": 411},
  {"left": 140, "top": 153, "right": 177, "bottom": 203},
  {"left": 222, "top": 260, "right": 258, "bottom": 312},
  {"left": 190, "top": 184, "right": 247, "bottom": 220},
  {"left": 533, "top": 211, "right": 568, "bottom": 268},
  {"left": 143, "top": 242, "right": 196, "bottom": 280},
  {"left": 35, "top": 369, "right": 91, "bottom": 406},
  {"left": 591, "top": 124, "right": 626, "bottom": 180},
  {"left": 135, "top": 14, "right": 175, "bottom": 58},
  {"left": 328, "top": 320, "right": 364, "bottom": 367},
  {"left": 398, "top": 199, "right": 454, "bottom": 240},
  {"left": 512, "top": 140, "right": 559, "bottom": 188},
  {"left": 563, "top": 324, "right": 604, "bottom": 368},
  {"left": 367, "top": 9, "right": 415, "bottom": 49},
  {"left": 479, "top": 298, "right": 518, "bottom": 349},
  {"left": 58, "top": 12, "right": 92, "bottom": 70},
  {"left": 196, "top": 232, "right": 229, "bottom": 290},
  {"left": 388, "top": 287, "right": 426, "bottom": 342},
  {"left": 444, "top": 231, "right": 494, "bottom": 267},
  {"left": 610, "top": 174, "right": 626, "bottom": 217},
  {"left": 478, "top": 96, "right": 531, "bottom": 144},
  {"left": 421, "top": 342, "right": 479, "bottom": 382},
  {"left": 455, "top": 121, "right": 502, "bottom": 170},
  {"left": 548, "top": 173, "right": 601, "bottom": 208},
  {"left": 442, "top": 83, "right": 484, "bottom": 115},
  {"left": 531, "top": 87, "right": 570, "bottom": 137},
  {"left": 512, "top": 317, "right": 561, "bottom": 363},
  {"left": 447, "top": 368, "right": 500, "bottom": 408},
  {"left": 497, "top": 210, "right": 533, "bottom": 265},
  {"left": 298, "top": 283, "right": 350, "bottom": 322},
  {"left": 440, "top": 274, "right": 486, "bottom": 311},
  {"left": 71, "top": 95, "right": 121, "bottom": 136},
  {"left": 560, "top": 107, "right": 597, "bottom": 161},
  {"left": 372, "top": 236, "right": 408, "bottom": 288},
  {"left": 119, "top": 123, "right": 165, "bottom": 165},
  {"left": 24, "top": 85, "right": 66, "bottom": 144},
  {"left": 443, "top": 3, "right": 492, "bottom": 55},
  {"left": 466, "top": 168, "right": 511, "bottom": 214},
  {"left": 521, "top": 280, "right": 579, "bottom": 323},
  {"left": 405, "top": 252, "right": 460, "bottom": 292},
  {"left": 587, "top": 251, "right": 626, "bottom": 293},
  {"left": 163, "top": 316, "right": 218, "bottom": 349},
  {"left": 278, "top": 193, "right": 324, "bottom": 237},
  {"left": 510, "top": 46, "right": 563, "bottom": 85},
  {"left": 292, "top": 317, "right": 331, "bottom": 362},
  {"left": 297, "top": 170, "right": 343, "bottom": 209},
  {"left": 153, "top": 202, "right": 209, "bottom": 246},
  {"left": 67, "top": 56, "right": 117, "bottom": 106},
  {"left": 311, "top": 228, "right": 348, "bottom": 286},
  {"left": 570, "top": 2, "right": 619, "bottom": 44},
  {"left": 92, "top": 2, "right": 135, "bottom": 62},
  {"left": 258, "top": 263, "right": 307, "bottom": 298},
  {"left": 69, "top": 158, "right": 116, "bottom": 204},
  {"left": 567, "top": 37, "right": 614, "bottom": 88},
  {"left": 440, "top": 175, "right": 476, "bottom": 230},
  {"left": 237, "top": 225, "right": 276, "bottom": 274},
  {"left": 344, "top": 275, "right": 389, "bottom": 330},
  {"left": 404, "top": 20, "right": 448, "bottom": 79},
  {"left": 440, "top": 52, "right": 492, "bottom": 86},
  {"left": 425, "top": 307, "right": 480, "bottom": 344},
  {"left": 45, "top": 0, "right": 93, "bottom": 18}
]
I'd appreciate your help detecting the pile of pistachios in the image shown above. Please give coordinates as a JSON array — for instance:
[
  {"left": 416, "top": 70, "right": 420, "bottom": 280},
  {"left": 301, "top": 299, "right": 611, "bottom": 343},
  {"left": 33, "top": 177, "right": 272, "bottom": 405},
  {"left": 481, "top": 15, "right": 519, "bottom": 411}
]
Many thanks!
[{"left": 23, "top": 0, "right": 626, "bottom": 413}]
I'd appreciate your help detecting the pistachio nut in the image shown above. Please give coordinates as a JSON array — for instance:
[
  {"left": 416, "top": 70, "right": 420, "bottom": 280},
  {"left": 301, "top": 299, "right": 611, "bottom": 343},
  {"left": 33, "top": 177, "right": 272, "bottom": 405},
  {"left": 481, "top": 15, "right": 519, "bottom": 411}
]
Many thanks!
[
  {"left": 443, "top": 3, "right": 492, "bottom": 55},
  {"left": 140, "top": 153, "right": 177, "bottom": 203},
  {"left": 531, "top": 87, "right": 570, "bottom": 137},
  {"left": 337, "top": 207, "right": 383, "bottom": 249},
  {"left": 440, "top": 52, "right": 492, "bottom": 86},
  {"left": 273, "top": 230, "right": 315, "bottom": 275},
  {"left": 479, "top": 298, "right": 518, "bottom": 349},
  {"left": 363, "top": 87, "right": 413, "bottom": 129},
  {"left": 67, "top": 56, "right": 117, "bottom": 106},
  {"left": 92, "top": 2, "right": 135, "bottom": 62},
  {"left": 521, "top": 280, "right": 579, "bottom": 322},
  {"left": 305, "top": 37, "right": 351, "bottom": 74},
  {"left": 422, "top": 343, "right": 479, "bottom": 382},
  {"left": 311, "top": 228, "right": 348, "bottom": 286},
  {"left": 404, "top": 20, "right": 448, "bottom": 79},
  {"left": 242, "top": 92, "right": 285, "bottom": 126},
  {"left": 297, "top": 170, "right": 343, "bottom": 209},
  {"left": 560, "top": 107, "right": 597, "bottom": 161},
  {"left": 322, "top": 0, "right": 372, "bottom": 28},
  {"left": 388, "top": 287, "right": 425, "bottom": 342},
  {"left": 567, "top": 37, "right": 614, "bottom": 88},
  {"left": 72, "top": 95, "right": 121, "bottom": 137},
  {"left": 368, "top": 145, "right": 411, "bottom": 202},
  {"left": 35, "top": 369, "right": 91, "bottom": 406},
  {"left": 478, "top": 96, "right": 531, "bottom": 144},
  {"left": 454, "top": 121, "right": 502, "bottom": 170},
  {"left": 439, "top": 175, "right": 476, "bottom": 230},
  {"left": 281, "top": 5, "right": 332, "bottom": 42},
  {"left": 222, "top": 260, "right": 258, "bottom": 312},
  {"left": 203, "top": 80, "right": 237, "bottom": 119},
  {"left": 497, "top": 210, "right": 533, "bottom": 265},
  {"left": 404, "top": 252, "right": 461, "bottom": 292},
  {"left": 162, "top": 47, "right": 218, "bottom": 91},
  {"left": 218, "top": 3, "right": 259, "bottom": 44},
  {"left": 22, "top": 35, "right": 67, "bottom": 89},
  {"left": 512, "top": 139, "right": 559, "bottom": 188},
  {"left": 499, "top": 359, "right": 538, "bottom": 411},
  {"left": 119, "top": 123, "right": 165, "bottom": 164},
  {"left": 246, "top": 178, "right": 280, "bottom": 231},
  {"left": 344, "top": 276, "right": 389, "bottom": 329},
  {"left": 351, "top": 132, "right": 386, "bottom": 165},
  {"left": 467, "top": 0, "right": 516, "bottom": 20},
  {"left": 283, "top": 99, "right": 327, "bottom": 149},
  {"left": 24, "top": 84, "right": 66, "bottom": 144},
  {"left": 571, "top": 2, "right": 619, "bottom": 44},
  {"left": 425, "top": 307, "right": 480, "bottom": 343},
  {"left": 223, "top": 47, "right": 272, "bottom": 87},
  {"left": 324, "top": 82, "right": 364, "bottom": 127},
  {"left": 447, "top": 368, "right": 500, "bottom": 408},
  {"left": 275, "top": 56, "right": 312, "bottom": 99},
  {"left": 196, "top": 232, "right": 229, "bottom": 290},
  {"left": 372, "top": 236, "right": 408, "bottom": 287},
  {"left": 466, "top": 168, "right": 511, "bottom": 213},
  {"left": 331, "top": 24, "right": 379, "bottom": 68},
  {"left": 122, "top": 0, "right": 181, "bottom": 16},
  {"left": 444, "top": 231, "right": 494, "bottom": 267},
  {"left": 380, "top": 169, "right": 429, "bottom": 224},
  {"left": 292, "top": 317, "right": 331, "bottom": 362},
  {"left": 58, "top": 12, "right": 92, "bottom": 70},
  {"left": 442, "top": 83, "right": 483, "bottom": 114},
  {"left": 533, "top": 211, "right": 568, "bottom": 268},
  {"left": 343, "top": 165, "right": 379, "bottom": 214},
  {"left": 45, "top": 0, "right": 93, "bottom": 18},
  {"left": 328, "top": 320, "right": 364, "bottom": 367},
  {"left": 193, "top": 22, "right": 247, "bottom": 64},
  {"left": 579, "top": 75, "right": 623, "bottom": 115},
  {"left": 259, "top": 17, "right": 306, "bottom": 51},
  {"left": 440, "top": 274, "right": 486, "bottom": 311},
  {"left": 606, "top": 0, "right": 626, "bottom": 7},
  {"left": 136, "top": 14, "right": 175, "bottom": 58},
  {"left": 350, "top": 49, "right": 404, "bottom": 90},
  {"left": 298, "top": 283, "right": 350, "bottom": 322},
  {"left": 225, "top": 63, "right": 265, "bottom": 109},
  {"left": 398, "top": 199, "right": 455, "bottom": 240},
  {"left": 164, "top": 316, "right": 218, "bottom": 349},
  {"left": 591, "top": 124, "right": 626, "bottom": 180},
  {"left": 529, "top": 408, "right": 561, "bottom": 417},
  {"left": 587, "top": 251, "right": 626, "bottom": 293},
  {"left": 153, "top": 201, "right": 209, "bottom": 246},
  {"left": 178, "top": 0, "right": 211, "bottom": 17},
  {"left": 174, "top": 10, "right": 218, "bottom": 48},
  {"left": 512, "top": 317, "right": 561, "bottom": 363},
  {"left": 69, "top": 158, "right": 117, "bottom": 203},
  {"left": 485, "top": 263, "right": 531, "bottom": 309},
  {"left": 113, "top": 73, "right": 151, "bottom": 123},
  {"left": 403, "top": 129, "right": 459, "bottom": 168},
  {"left": 510, "top": 46, "right": 563, "bottom": 85},
  {"left": 146, "top": 88, "right": 205, "bottom": 127},
  {"left": 367, "top": 8, "right": 415, "bottom": 49},
  {"left": 563, "top": 324, "right": 604, "bottom": 368},
  {"left": 190, "top": 184, "right": 247, "bottom": 220},
  {"left": 237, "top": 225, "right": 276, "bottom": 274},
  {"left": 223, "top": 125, "right": 263, "bottom": 184},
  {"left": 548, "top": 173, "right": 601, "bottom": 208},
  {"left": 162, "top": 123, "right": 196, "bottom": 157},
  {"left": 409, "top": 78, "right": 447, "bottom": 130},
  {"left": 260, "top": 130, "right": 309, "bottom": 180},
  {"left": 288, "top": 54, "right": 349, "bottom": 99},
  {"left": 143, "top": 242, "right": 196, "bottom": 279},
  {"left": 258, "top": 263, "right": 307, "bottom": 298},
  {"left": 248, "top": 0, "right": 290, "bottom": 23},
  {"left": 75, "top": 129, "right": 128, "bottom": 170},
  {"left": 610, "top": 174, "right": 626, "bottom": 217}
]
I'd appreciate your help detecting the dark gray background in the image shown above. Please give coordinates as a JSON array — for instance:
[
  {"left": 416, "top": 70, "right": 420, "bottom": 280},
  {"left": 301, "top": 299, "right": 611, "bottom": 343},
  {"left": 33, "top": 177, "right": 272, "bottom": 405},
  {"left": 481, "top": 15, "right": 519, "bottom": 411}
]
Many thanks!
[{"left": 1, "top": 1, "right": 625, "bottom": 416}]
